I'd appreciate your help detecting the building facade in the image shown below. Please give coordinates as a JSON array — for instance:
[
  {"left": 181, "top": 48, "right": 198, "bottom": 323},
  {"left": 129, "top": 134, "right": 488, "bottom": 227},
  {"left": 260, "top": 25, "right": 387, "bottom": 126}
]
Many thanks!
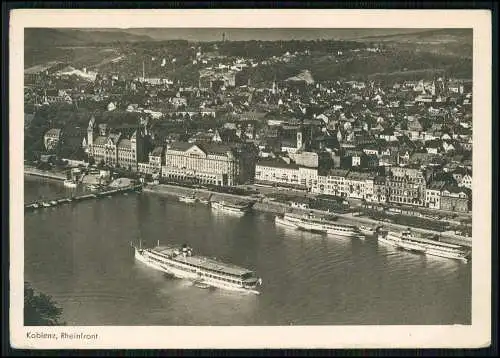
[
  {"left": 385, "top": 167, "right": 426, "bottom": 206},
  {"left": 86, "top": 116, "right": 147, "bottom": 171},
  {"left": 372, "top": 176, "right": 387, "bottom": 203},
  {"left": 255, "top": 159, "right": 301, "bottom": 187},
  {"left": 311, "top": 169, "right": 350, "bottom": 197},
  {"left": 440, "top": 186, "right": 470, "bottom": 212},
  {"left": 425, "top": 181, "right": 446, "bottom": 209},
  {"left": 345, "top": 171, "right": 375, "bottom": 201},
  {"left": 163, "top": 142, "right": 240, "bottom": 186},
  {"left": 298, "top": 167, "right": 318, "bottom": 190}
]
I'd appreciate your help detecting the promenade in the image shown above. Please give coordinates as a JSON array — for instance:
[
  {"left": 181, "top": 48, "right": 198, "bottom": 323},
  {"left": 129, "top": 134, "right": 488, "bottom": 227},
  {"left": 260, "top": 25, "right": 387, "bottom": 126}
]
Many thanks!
[
  {"left": 25, "top": 166, "right": 66, "bottom": 181},
  {"left": 143, "top": 183, "right": 472, "bottom": 248}
]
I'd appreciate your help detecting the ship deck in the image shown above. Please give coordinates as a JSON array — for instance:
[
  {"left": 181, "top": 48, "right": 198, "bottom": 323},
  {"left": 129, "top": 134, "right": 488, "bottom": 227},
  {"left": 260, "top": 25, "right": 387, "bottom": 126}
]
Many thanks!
[
  {"left": 151, "top": 246, "right": 254, "bottom": 277},
  {"left": 395, "top": 234, "right": 465, "bottom": 249}
]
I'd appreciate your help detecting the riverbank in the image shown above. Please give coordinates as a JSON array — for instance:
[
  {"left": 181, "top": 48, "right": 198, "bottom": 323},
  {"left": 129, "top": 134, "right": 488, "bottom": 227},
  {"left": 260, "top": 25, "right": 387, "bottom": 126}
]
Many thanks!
[
  {"left": 23, "top": 167, "right": 472, "bottom": 248},
  {"left": 143, "top": 183, "right": 472, "bottom": 248}
]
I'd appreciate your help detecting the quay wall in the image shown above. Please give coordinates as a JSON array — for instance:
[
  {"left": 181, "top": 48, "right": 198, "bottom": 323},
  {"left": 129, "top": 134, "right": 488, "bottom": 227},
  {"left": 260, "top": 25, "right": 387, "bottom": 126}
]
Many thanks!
[
  {"left": 24, "top": 167, "right": 66, "bottom": 181},
  {"left": 25, "top": 173, "right": 472, "bottom": 248}
]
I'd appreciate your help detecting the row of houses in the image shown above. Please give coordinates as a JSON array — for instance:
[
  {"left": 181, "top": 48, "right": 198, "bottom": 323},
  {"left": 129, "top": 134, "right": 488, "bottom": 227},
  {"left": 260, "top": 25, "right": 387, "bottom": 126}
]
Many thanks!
[{"left": 254, "top": 159, "right": 471, "bottom": 212}]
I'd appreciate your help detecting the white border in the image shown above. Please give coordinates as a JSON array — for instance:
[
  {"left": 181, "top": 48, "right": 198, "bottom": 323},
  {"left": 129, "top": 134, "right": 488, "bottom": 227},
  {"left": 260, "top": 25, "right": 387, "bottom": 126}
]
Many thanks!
[{"left": 10, "top": 9, "right": 492, "bottom": 349}]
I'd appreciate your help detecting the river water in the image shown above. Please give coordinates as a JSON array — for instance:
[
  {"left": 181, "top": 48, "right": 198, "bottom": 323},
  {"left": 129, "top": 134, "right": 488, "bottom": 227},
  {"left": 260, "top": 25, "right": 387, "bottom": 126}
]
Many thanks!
[{"left": 24, "top": 177, "right": 471, "bottom": 326}]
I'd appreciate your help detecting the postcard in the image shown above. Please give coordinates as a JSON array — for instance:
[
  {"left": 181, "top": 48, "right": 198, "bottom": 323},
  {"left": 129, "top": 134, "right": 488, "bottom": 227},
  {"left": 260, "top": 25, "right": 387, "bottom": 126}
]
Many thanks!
[{"left": 9, "top": 9, "right": 491, "bottom": 349}]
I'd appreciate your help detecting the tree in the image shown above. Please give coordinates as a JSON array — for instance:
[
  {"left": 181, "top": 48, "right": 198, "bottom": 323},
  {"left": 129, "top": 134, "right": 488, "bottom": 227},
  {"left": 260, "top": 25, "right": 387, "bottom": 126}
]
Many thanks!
[{"left": 24, "top": 282, "right": 65, "bottom": 326}]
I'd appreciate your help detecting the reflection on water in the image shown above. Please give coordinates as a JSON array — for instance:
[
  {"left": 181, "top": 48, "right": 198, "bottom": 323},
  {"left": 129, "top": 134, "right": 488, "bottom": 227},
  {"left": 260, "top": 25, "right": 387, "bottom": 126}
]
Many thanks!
[{"left": 24, "top": 178, "right": 471, "bottom": 326}]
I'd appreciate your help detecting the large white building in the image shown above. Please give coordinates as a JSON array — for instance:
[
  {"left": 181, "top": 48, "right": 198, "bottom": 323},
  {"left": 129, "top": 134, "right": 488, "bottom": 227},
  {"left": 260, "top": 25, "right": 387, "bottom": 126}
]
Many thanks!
[
  {"left": 312, "top": 169, "right": 376, "bottom": 201},
  {"left": 425, "top": 181, "right": 446, "bottom": 210},
  {"left": 162, "top": 142, "right": 240, "bottom": 186},
  {"left": 311, "top": 169, "right": 350, "bottom": 197},
  {"left": 255, "top": 159, "right": 300, "bottom": 187},
  {"left": 254, "top": 158, "right": 318, "bottom": 189}
]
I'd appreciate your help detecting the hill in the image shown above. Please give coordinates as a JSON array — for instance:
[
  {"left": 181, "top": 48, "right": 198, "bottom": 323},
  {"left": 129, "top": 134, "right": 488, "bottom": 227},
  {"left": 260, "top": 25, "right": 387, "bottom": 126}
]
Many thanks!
[
  {"left": 357, "top": 28, "right": 472, "bottom": 59},
  {"left": 358, "top": 28, "right": 472, "bottom": 43},
  {"left": 24, "top": 28, "right": 154, "bottom": 48}
]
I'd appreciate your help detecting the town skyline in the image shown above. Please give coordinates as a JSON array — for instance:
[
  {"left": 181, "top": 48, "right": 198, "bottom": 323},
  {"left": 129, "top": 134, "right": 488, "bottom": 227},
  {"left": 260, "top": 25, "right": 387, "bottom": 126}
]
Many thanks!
[{"left": 25, "top": 27, "right": 473, "bottom": 44}]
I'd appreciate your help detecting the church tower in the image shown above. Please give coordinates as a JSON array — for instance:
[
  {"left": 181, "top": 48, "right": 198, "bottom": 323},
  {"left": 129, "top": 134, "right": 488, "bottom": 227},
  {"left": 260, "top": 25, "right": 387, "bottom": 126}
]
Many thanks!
[{"left": 87, "top": 115, "right": 95, "bottom": 153}]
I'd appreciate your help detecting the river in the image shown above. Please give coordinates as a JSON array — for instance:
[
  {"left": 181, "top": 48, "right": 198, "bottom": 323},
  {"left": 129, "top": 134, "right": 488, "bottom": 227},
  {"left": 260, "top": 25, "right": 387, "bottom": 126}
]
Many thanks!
[{"left": 24, "top": 177, "right": 471, "bottom": 326}]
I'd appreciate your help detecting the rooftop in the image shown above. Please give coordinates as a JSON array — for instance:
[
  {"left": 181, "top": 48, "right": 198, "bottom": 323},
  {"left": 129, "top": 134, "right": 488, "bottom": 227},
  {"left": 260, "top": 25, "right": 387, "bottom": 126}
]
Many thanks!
[
  {"left": 256, "top": 158, "right": 300, "bottom": 170},
  {"left": 326, "top": 169, "right": 350, "bottom": 178}
]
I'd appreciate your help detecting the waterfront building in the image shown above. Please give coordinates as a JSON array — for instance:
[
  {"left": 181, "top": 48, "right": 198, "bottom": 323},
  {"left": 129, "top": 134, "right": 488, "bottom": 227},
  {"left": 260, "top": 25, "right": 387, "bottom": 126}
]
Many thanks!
[
  {"left": 149, "top": 146, "right": 165, "bottom": 176},
  {"left": 163, "top": 141, "right": 240, "bottom": 186},
  {"left": 372, "top": 176, "right": 387, "bottom": 203},
  {"left": 440, "top": 185, "right": 471, "bottom": 212},
  {"left": 385, "top": 167, "right": 426, "bottom": 206},
  {"left": 425, "top": 181, "right": 446, "bottom": 210},
  {"left": 345, "top": 171, "right": 375, "bottom": 201},
  {"left": 311, "top": 169, "right": 350, "bottom": 197},
  {"left": 255, "top": 159, "right": 301, "bottom": 188},
  {"left": 86, "top": 116, "right": 147, "bottom": 171},
  {"left": 298, "top": 166, "right": 318, "bottom": 190}
]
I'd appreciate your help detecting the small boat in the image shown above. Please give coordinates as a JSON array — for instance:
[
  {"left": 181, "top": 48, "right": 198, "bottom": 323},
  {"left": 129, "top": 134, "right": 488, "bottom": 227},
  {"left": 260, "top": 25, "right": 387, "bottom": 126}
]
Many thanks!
[
  {"left": 50, "top": 200, "right": 58, "bottom": 206},
  {"left": 179, "top": 195, "right": 197, "bottom": 204},
  {"left": 359, "top": 225, "right": 375, "bottom": 235},
  {"left": 193, "top": 280, "right": 212, "bottom": 289},
  {"left": 32, "top": 203, "right": 40, "bottom": 209},
  {"left": 42, "top": 202, "right": 51, "bottom": 208}
]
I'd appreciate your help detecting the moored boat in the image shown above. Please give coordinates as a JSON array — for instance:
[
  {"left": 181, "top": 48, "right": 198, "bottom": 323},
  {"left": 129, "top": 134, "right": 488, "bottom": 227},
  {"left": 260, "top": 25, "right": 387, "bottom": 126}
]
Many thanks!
[
  {"left": 198, "top": 198, "right": 210, "bottom": 205},
  {"left": 275, "top": 212, "right": 360, "bottom": 237},
  {"left": 133, "top": 241, "right": 262, "bottom": 294},
  {"left": 63, "top": 179, "right": 78, "bottom": 188},
  {"left": 377, "top": 230, "right": 470, "bottom": 263},
  {"left": 275, "top": 214, "right": 301, "bottom": 229},
  {"left": 359, "top": 225, "right": 376, "bottom": 235},
  {"left": 179, "top": 194, "right": 197, "bottom": 203},
  {"left": 211, "top": 201, "right": 250, "bottom": 216}
]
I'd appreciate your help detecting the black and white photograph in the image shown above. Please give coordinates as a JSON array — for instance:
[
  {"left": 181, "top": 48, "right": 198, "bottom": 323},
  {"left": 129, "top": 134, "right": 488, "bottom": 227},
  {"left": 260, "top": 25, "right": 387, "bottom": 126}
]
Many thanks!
[{"left": 9, "top": 9, "right": 492, "bottom": 349}]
